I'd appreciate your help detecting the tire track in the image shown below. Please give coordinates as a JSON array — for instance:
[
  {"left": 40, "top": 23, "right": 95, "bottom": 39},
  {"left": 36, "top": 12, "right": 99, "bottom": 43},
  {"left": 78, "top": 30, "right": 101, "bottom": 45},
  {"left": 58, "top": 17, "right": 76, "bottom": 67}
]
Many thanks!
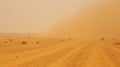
[
  {"left": 3, "top": 41, "right": 86, "bottom": 67},
  {"left": 100, "top": 45, "right": 120, "bottom": 67},
  {"left": 47, "top": 42, "right": 94, "bottom": 67}
]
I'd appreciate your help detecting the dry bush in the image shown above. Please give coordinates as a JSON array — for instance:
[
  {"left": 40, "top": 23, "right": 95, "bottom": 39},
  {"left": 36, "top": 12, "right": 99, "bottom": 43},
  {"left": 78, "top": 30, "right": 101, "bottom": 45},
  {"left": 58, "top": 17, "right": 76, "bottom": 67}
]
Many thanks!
[
  {"left": 114, "top": 42, "right": 120, "bottom": 45},
  {"left": 4, "top": 41, "right": 8, "bottom": 43},
  {"left": 16, "top": 56, "right": 19, "bottom": 59},
  {"left": 69, "top": 38, "right": 71, "bottom": 40},
  {"left": 48, "top": 39, "right": 50, "bottom": 41},
  {"left": 28, "top": 37, "right": 31, "bottom": 39},
  {"left": 36, "top": 41, "right": 39, "bottom": 44},
  {"left": 21, "top": 41, "right": 27, "bottom": 45},
  {"left": 100, "top": 37, "right": 105, "bottom": 41},
  {"left": 61, "top": 39, "right": 64, "bottom": 42},
  {"left": 111, "top": 38, "right": 115, "bottom": 40},
  {"left": 9, "top": 39, "right": 13, "bottom": 42}
]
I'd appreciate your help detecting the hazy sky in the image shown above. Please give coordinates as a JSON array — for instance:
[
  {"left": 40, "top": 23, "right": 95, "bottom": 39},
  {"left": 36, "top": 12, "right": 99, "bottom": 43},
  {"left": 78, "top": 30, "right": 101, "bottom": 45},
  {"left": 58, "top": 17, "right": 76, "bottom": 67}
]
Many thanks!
[{"left": 0, "top": 0, "right": 106, "bottom": 33}]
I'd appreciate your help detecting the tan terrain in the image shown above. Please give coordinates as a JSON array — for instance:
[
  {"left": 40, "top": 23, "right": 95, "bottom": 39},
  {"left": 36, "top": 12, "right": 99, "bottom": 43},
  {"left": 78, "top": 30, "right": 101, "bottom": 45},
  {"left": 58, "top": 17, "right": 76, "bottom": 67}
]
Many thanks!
[
  {"left": 0, "top": 36, "right": 120, "bottom": 67},
  {"left": 0, "top": 0, "right": 120, "bottom": 67}
]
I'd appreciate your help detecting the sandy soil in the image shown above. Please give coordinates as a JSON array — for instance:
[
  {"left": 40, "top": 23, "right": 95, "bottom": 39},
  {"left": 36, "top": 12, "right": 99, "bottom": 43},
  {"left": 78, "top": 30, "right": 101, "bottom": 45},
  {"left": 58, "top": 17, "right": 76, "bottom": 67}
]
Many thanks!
[{"left": 0, "top": 36, "right": 120, "bottom": 67}]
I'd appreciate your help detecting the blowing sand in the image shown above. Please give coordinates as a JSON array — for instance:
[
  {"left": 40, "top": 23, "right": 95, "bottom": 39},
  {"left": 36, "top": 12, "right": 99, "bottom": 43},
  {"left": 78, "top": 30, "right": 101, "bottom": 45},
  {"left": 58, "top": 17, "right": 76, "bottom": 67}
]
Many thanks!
[{"left": 0, "top": 35, "right": 120, "bottom": 67}]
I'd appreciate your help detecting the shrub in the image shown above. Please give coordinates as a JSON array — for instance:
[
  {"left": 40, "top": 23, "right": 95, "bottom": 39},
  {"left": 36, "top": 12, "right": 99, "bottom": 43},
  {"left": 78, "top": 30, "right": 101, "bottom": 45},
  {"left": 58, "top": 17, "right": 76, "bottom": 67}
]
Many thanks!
[
  {"left": 4, "top": 41, "right": 8, "bottom": 43},
  {"left": 21, "top": 41, "right": 27, "bottom": 44},
  {"left": 100, "top": 37, "right": 105, "bottom": 41},
  {"left": 69, "top": 38, "right": 71, "bottom": 40},
  {"left": 111, "top": 38, "right": 115, "bottom": 40},
  {"left": 9, "top": 39, "right": 13, "bottom": 42},
  {"left": 36, "top": 42, "right": 39, "bottom": 44},
  {"left": 61, "top": 39, "right": 64, "bottom": 42},
  {"left": 114, "top": 42, "right": 120, "bottom": 45}
]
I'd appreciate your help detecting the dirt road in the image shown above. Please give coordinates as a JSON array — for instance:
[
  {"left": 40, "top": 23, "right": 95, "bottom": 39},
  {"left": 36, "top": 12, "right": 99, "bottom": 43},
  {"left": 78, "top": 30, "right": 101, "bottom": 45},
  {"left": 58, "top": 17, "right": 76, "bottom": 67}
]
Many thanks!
[{"left": 0, "top": 40, "right": 120, "bottom": 67}]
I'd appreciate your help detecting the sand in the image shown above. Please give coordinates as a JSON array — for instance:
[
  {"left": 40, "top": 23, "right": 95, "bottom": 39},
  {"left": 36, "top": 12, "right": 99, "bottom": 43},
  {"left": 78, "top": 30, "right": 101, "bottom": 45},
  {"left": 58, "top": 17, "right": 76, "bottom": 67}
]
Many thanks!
[
  {"left": 0, "top": 0, "right": 120, "bottom": 67},
  {"left": 0, "top": 35, "right": 120, "bottom": 67}
]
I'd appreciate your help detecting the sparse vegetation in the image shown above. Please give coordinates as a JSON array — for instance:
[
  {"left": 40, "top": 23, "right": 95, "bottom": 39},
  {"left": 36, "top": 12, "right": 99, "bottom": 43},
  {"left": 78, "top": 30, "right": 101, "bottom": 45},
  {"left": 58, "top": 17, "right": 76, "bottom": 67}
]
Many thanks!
[
  {"left": 21, "top": 41, "right": 27, "bottom": 45},
  {"left": 16, "top": 56, "right": 19, "bottom": 58},
  {"left": 0, "top": 35, "right": 120, "bottom": 67},
  {"left": 114, "top": 42, "right": 120, "bottom": 45},
  {"left": 100, "top": 37, "right": 105, "bottom": 41},
  {"left": 36, "top": 41, "right": 39, "bottom": 44},
  {"left": 4, "top": 41, "right": 8, "bottom": 43},
  {"left": 9, "top": 39, "right": 13, "bottom": 41},
  {"left": 69, "top": 38, "right": 71, "bottom": 40},
  {"left": 111, "top": 38, "right": 115, "bottom": 40},
  {"left": 61, "top": 39, "right": 64, "bottom": 42},
  {"left": 28, "top": 37, "right": 31, "bottom": 39},
  {"left": 48, "top": 39, "right": 50, "bottom": 41}
]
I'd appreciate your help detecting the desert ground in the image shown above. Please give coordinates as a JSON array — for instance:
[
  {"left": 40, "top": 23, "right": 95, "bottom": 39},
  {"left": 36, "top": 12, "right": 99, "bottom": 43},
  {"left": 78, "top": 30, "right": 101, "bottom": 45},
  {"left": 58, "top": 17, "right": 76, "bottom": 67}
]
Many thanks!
[{"left": 0, "top": 35, "right": 120, "bottom": 67}]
